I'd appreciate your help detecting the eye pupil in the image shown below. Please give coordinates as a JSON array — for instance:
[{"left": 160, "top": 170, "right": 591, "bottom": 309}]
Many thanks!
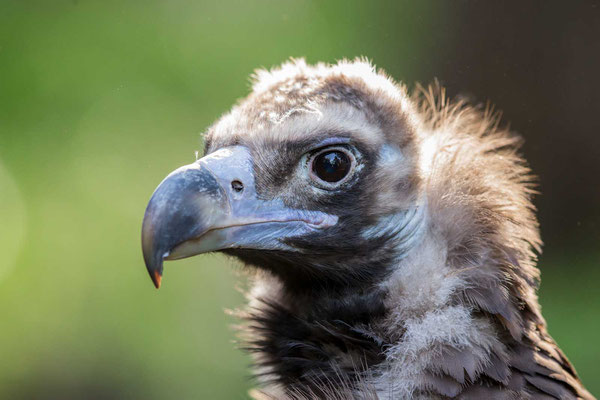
[{"left": 313, "top": 150, "right": 351, "bottom": 183}]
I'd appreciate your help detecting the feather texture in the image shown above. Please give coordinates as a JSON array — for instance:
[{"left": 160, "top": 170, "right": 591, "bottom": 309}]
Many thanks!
[{"left": 202, "top": 59, "right": 594, "bottom": 399}]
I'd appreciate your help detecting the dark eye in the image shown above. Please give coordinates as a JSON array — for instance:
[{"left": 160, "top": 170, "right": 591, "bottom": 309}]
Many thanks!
[{"left": 311, "top": 150, "right": 352, "bottom": 183}]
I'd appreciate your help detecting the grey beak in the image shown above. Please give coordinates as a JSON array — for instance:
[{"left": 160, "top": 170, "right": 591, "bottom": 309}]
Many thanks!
[
  {"left": 141, "top": 146, "right": 338, "bottom": 289},
  {"left": 141, "top": 162, "right": 228, "bottom": 288}
]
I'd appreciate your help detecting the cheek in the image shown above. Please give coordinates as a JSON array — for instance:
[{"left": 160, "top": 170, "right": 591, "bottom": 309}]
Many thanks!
[{"left": 278, "top": 178, "right": 330, "bottom": 210}]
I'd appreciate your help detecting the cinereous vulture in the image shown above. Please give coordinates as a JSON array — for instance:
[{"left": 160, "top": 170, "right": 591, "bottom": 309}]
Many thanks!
[{"left": 141, "top": 59, "right": 594, "bottom": 399}]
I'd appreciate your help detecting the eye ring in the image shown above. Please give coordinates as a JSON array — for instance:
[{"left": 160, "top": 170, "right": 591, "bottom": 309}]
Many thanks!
[{"left": 308, "top": 146, "right": 356, "bottom": 188}]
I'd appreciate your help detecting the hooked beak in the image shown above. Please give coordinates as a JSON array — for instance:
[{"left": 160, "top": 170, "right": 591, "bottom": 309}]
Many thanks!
[{"left": 141, "top": 146, "right": 337, "bottom": 288}]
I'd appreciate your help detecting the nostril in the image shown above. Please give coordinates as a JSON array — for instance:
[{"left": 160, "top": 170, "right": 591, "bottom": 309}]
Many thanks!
[{"left": 231, "top": 180, "right": 244, "bottom": 193}]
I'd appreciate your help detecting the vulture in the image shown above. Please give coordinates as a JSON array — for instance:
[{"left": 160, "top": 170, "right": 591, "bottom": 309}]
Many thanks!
[{"left": 141, "top": 59, "right": 594, "bottom": 399}]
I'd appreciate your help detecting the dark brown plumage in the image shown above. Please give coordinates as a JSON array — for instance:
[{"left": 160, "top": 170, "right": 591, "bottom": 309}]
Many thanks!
[{"left": 141, "top": 59, "right": 594, "bottom": 399}]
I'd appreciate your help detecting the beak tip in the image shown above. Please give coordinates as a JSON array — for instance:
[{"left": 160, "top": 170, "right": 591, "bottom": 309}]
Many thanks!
[
  {"left": 142, "top": 245, "right": 164, "bottom": 289},
  {"left": 151, "top": 270, "right": 162, "bottom": 289}
]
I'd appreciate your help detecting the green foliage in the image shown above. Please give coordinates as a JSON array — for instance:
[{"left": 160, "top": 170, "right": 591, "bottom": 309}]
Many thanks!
[{"left": 0, "top": 1, "right": 597, "bottom": 398}]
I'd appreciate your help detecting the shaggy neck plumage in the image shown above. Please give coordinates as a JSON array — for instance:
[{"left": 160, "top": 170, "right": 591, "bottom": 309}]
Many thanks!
[
  {"left": 242, "top": 285, "right": 388, "bottom": 395},
  {"left": 233, "top": 204, "right": 429, "bottom": 397}
]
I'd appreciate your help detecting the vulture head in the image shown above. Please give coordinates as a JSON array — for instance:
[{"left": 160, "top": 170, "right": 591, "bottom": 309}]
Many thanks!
[{"left": 141, "top": 59, "right": 593, "bottom": 399}]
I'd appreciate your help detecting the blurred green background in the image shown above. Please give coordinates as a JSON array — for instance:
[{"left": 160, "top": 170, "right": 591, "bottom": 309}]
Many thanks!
[{"left": 0, "top": 1, "right": 598, "bottom": 398}]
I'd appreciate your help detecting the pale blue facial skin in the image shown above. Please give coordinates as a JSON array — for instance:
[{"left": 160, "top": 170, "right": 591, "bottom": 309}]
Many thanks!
[{"left": 141, "top": 145, "right": 338, "bottom": 285}]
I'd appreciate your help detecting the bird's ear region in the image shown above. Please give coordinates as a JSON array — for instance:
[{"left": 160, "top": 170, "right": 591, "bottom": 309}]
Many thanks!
[{"left": 369, "top": 143, "right": 422, "bottom": 215}]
